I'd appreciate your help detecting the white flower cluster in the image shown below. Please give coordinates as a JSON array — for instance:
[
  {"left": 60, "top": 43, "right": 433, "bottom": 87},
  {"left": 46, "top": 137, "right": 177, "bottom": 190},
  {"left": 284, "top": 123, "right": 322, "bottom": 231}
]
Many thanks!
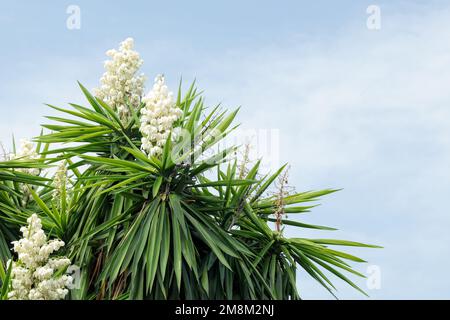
[
  {"left": 94, "top": 38, "right": 146, "bottom": 121},
  {"left": 7, "top": 214, "right": 72, "bottom": 300},
  {"left": 52, "top": 161, "right": 70, "bottom": 202},
  {"left": 139, "top": 75, "right": 183, "bottom": 157},
  {"left": 11, "top": 139, "right": 40, "bottom": 205},
  {"left": 14, "top": 139, "right": 40, "bottom": 176}
]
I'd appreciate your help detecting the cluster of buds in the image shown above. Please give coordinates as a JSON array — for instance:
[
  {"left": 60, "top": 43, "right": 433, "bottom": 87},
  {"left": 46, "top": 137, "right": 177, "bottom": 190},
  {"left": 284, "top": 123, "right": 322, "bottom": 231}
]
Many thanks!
[
  {"left": 94, "top": 38, "right": 146, "bottom": 121},
  {"left": 7, "top": 214, "right": 73, "bottom": 300},
  {"left": 52, "top": 161, "right": 71, "bottom": 204},
  {"left": 139, "top": 75, "right": 183, "bottom": 157}
]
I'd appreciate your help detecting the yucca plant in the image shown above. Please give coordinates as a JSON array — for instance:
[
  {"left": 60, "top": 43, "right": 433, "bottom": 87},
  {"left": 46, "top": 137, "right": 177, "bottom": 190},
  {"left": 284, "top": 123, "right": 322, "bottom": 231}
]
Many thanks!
[{"left": 0, "top": 38, "right": 379, "bottom": 300}]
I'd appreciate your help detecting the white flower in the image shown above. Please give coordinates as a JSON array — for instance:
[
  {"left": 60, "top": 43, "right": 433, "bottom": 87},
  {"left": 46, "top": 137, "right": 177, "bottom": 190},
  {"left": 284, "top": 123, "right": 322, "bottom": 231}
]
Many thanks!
[
  {"left": 139, "top": 75, "right": 183, "bottom": 157},
  {"left": 16, "top": 139, "right": 35, "bottom": 158},
  {"left": 52, "top": 161, "right": 71, "bottom": 203},
  {"left": 10, "top": 139, "right": 40, "bottom": 205},
  {"left": 94, "top": 38, "right": 146, "bottom": 122},
  {"left": 7, "top": 214, "right": 73, "bottom": 300},
  {"left": 13, "top": 139, "right": 40, "bottom": 176},
  {"left": 34, "top": 266, "right": 54, "bottom": 280}
]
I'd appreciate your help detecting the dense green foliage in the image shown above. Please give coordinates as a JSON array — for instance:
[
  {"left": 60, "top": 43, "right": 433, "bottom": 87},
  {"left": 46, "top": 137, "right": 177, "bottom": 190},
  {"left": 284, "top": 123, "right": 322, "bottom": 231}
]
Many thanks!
[{"left": 0, "top": 82, "right": 379, "bottom": 300}]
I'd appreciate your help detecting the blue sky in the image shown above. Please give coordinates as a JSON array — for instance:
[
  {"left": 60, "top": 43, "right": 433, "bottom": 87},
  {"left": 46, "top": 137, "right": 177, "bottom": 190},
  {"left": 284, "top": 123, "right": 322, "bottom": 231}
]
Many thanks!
[{"left": 1, "top": 1, "right": 450, "bottom": 299}]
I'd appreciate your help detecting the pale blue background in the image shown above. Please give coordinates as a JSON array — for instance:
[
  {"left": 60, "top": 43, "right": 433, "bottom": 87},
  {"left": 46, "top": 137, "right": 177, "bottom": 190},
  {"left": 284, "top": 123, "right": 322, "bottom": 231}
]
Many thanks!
[{"left": 1, "top": 0, "right": 450, "bottom": 299}]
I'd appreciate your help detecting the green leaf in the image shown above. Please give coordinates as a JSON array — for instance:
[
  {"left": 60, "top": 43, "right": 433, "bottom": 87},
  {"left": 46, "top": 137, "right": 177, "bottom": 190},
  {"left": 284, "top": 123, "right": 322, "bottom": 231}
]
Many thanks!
[
  {"left": 28, "top": 187, "right": 61, "bottom": 229},
  {"left": 0, "top": 260, "right": 12, "bottom": 299},
  {"left": 194, "top": 179, "right": 257, "bottom": 188},
  {"left": 172, "top": 211, "right": 183, "bottom": 290},
  {"left": 266, "top": 218, "right": 337, "bottom": 231},
  {"left": 310, "top": 239, "right": 383, "bottom": 248},
  {"left": 0, "top": 260, "right": 5, "bottom": 282},
  {"left": 78, "top": 82, "right": 106, "bottom": 115},
  {"left": 80, "top": 155, "right": 156, "bottom": 173},
  {"left": 153, "top": 176, "right": 163, "bottom": 199}
]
